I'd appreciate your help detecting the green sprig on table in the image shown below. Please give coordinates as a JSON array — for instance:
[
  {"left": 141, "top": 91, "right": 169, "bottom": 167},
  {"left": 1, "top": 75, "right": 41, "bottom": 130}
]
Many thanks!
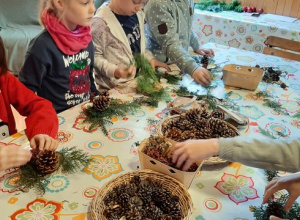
[
  {"left": 17, "top": 147, "right": 91, "bottom": 195},
  {"left": 83, "top": 99, "right": 140, "bottom": 135}
]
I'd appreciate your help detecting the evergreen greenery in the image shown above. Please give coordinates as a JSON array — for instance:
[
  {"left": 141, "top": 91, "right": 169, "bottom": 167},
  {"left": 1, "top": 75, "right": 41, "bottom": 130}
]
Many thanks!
[
  {"left": 250, "top": 194, "right": 300, "bottom": 219},
  {"left": 17, "top": 147, "right": 92, "bottom": 195},
  {"left": 195, "top": 0, "right": 243, "bottom": 12},
  {"left": 265, "top": 170, "right": 279, "bottom": 182},
  {"left": 83, "top": 99, "right": 140, "bottom": 135}
]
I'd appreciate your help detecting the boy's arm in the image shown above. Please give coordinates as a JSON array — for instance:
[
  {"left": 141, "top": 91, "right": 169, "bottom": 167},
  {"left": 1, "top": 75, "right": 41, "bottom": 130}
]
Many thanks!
[{"left": 144, "top": 2, "right": 199, "bottom": 76}]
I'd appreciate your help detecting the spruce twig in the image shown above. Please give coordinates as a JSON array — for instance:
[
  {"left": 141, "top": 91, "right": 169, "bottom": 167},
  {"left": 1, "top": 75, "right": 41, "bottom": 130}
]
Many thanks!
[
  {"left": 83, "top": 99, "right": 140, "bottom": 134},
  {"left": 265, "top": 170, "right": 279, "bottom": 182},
  {"left": 17, "top": 147, "right": 92, "bottom": 195},
  {"left": 263, "top": 99, "right": 289, "bottom": 116}
]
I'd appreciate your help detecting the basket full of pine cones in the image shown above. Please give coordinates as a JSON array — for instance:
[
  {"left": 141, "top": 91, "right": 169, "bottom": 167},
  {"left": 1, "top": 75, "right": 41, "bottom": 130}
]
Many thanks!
[
  {"left": 90, "top": 169, "right": 193, "bottom": 220},
  {"left": 156, "top": 108, "right": 240, "bottom": 165}
]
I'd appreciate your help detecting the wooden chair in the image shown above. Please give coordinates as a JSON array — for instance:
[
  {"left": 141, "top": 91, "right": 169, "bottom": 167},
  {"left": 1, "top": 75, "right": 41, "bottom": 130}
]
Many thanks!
[{"left": 263, "top": 36, "right": 300, "bottom": 61}]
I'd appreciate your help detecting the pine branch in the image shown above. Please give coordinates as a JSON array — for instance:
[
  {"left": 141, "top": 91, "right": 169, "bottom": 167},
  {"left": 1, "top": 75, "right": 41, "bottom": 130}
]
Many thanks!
[
  {"left": 263, "top": 99, "right": 289, "bottom": 116},
  {"left": 58, "top": 147, "right": 91, "bottom": 173},
  {"left": 17, "top": 147, "right": 92, "bottom": 195},
  {"left": 292, "top": 111, "right": 300, "bottom": 119},
  {"left": 155, "top": 71, "right": 181, "bottom": 85},
  {"left": 255, "top": 91, "right": 274, "bottom": 98},
  {"left": 83, "top": 99, "right": 140, "bottom": 133},
  {"left": 258, "top": 126, "right": 277, "bottom": 139},
  {"left": 265, "top": 170, "right": 279, "bottom": 182}
]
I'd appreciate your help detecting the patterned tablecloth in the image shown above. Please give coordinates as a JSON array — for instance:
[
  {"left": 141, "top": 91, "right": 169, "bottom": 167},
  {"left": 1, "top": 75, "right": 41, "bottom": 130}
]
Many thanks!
[
  {"left": 1, "top": 43, "right": 300, "bottom": 220},
  {"left": 192, "top": 10, "right": 300, "bottom": 53}
]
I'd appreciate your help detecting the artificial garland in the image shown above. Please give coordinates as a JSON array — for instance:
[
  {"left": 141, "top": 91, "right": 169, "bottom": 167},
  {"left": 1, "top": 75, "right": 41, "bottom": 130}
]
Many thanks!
[
  {"left": 83, "top": 98, "right": 140, "bottom": 135},
  {"left": 195, "top": 0, "right": 243, "bottom": 13},
  {"left": 17, "top": 147, "right": 91, "bottom": 195}
]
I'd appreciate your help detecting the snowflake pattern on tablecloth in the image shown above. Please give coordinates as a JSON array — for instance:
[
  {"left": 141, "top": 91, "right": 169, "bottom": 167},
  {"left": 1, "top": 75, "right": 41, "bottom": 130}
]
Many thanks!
[
  {"left": 202, "top": 25, "right": 213, "bottom": 36},
  {"left": 107, "top": 128, "right": 134, "bottom": 142},
  {"left": 10, "top": 198, "right": 63, "bottom": 220},
  {"left": 265, "top": 122, "right": 291, "bottom": 138},
  {"left": 44, "top": 175, "right": 70, "bottom": 193},
  {"left": 84, "top": 155, "right": 123, "bottom": 181},
  {"left": 0, "top": 170, "right": 23, "bottom": 193},
  {"left": 55, "top": 130, "right": 74, "bottom": 144},
  {"left": 214, "top": 173, "right": 259, "bottom": 205},
  {"left": 239, "top": 106, "right": 265, "bottom": 120},
  {"left": 73, "top": 116, "right": 98, "bottom": 133},
  {"left": 278, "top": 99, "right": 300, "bottom": 114}
]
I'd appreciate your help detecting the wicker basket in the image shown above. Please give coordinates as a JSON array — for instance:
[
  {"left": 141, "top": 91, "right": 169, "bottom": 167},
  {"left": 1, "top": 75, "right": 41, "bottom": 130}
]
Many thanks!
[
  {"left": 90, "top": 169, "right": 193, "bottom": 220},
  {"left": 156, "top": 115, "right": 240, "bottom": 165}
]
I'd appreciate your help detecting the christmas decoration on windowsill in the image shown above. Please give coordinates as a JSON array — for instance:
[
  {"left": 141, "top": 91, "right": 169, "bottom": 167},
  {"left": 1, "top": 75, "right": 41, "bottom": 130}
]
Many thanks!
[
  {"left": 82, "top": 92, "right": 140, "bottom": 135},
  {"left": 17, "top": 147, "right": 91, "bottom": 195},
  {"left": 195, "top": 0, "right": 243, "bottom": 13},
  {"left": 250, "top": 194, "right": 300, "bottom": 220}
]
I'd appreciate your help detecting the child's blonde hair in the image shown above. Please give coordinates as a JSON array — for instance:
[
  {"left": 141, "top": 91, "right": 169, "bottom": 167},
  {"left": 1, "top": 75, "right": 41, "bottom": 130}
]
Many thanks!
[{"left": 39, "top": 0, "right": 70, "bottom": 27}]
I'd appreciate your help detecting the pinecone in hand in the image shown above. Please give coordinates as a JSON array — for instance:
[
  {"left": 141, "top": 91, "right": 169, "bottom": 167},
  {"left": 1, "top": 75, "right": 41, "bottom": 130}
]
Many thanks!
[
  {"left": 93, "top": 91, "right": 110, "bottom": 112},
  {"left": 32, "top": 150, "right": 60, "bottom": 175},
  {"left": 266, "top": 201, "right": 284, "bottom": 218},
  {"left": 201, "top": 55, "right": 209, "bottom": 69}
]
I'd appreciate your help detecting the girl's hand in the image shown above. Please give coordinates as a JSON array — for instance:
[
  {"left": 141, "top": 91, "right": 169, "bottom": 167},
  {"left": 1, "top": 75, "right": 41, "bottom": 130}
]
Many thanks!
[
  {"left": 192, "top": 67, "right": 212, "bottom": 86},
  {"left": 149, "top": 59, "right": 171, "bottom": 72},
  {"left": 172, "top": 139, "right": 219, "bottom": 171},
  {"left": 195, "top": 48, "right": 215, "bottom": 57},
  {"left": 114, "top": 65, "right": 136, "bottom": 79},
  {"left": 263, "top": 173, "right": 300, "bottom": 213},
  {"left": 0, "top": 145, "right": 32, "bottom": 171},
  {"left": 30, "top": 134, "right": 58, "bottom": 151}
]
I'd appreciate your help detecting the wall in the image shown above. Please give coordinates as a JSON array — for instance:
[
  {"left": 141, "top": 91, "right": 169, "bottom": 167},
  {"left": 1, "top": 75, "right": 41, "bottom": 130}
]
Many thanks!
[{"left": 195, "top": 0, "right": 300, "bottom": 18}]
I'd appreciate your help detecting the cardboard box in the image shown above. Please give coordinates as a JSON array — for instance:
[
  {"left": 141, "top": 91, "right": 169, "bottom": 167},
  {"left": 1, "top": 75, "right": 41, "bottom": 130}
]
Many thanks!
[
  {"left": 222, "top": 64, "right": 264, "bottom": 91},
  {"left": 138, "top": 138, "right": 203, "bottom": 189}
]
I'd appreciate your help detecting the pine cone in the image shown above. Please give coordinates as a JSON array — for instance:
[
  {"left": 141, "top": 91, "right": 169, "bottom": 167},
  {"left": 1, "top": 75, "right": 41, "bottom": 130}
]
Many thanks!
[
  {"left": 266, "top": 201, "right": 284, "bottom": 218},
  {"left": 200, "top": 109, "right": 211, "bottom": 119},
  {"left": 195, "top": 128, "right": 213, "bottom": 139},
  {"left": 220, "top": 127, "right": 237, "bottom": 138},
  {"left": 210, "top": 109, "right": 225, "bottom": 120},
  {"left": 185, "top": 108, "right": 202, "bottom": 122},
  {"left": 33, "top": 150, "right": 60, "bottom": 174},
  {"left": 201, "top": 55, "right": 209, "bottom": 69},
  {"left": 207, "top": 118, "right": 228, "bottom": 134},
  {"left": 165, "top": 127, "right": 182, "bottom": 141},
  {"left": 93, "top": 91, "right": 110, "bottom": 112},
  {"left": 195, "top": 118, "right": 209, "bottom": 130}
]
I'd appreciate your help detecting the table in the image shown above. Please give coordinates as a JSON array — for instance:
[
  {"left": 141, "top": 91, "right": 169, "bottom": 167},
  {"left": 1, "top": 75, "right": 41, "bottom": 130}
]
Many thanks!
[
  {"left": 1, "top": 43, "right": 300, "bottom": 220},
  {"left": 192, "top": 10, "right": 300, "bottom": 53}
]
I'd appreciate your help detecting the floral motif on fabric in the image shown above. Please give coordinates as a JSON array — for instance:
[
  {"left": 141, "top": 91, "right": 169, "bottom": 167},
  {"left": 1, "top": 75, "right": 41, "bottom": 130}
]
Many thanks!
[
  {"left": 236, "top": 56, "right": 255, "bottom": 62},
  {"left": 215, "top": 29, "right": 223, "bottom": 37},
  {"left": 245, "top": 36, "right": 253, "bottom": 44},
  {"left": 84, "top": 155, "right": 122, "bottom": 181},
  {"left": 55, "top": 130, "right": 74, "bottom": 144},
  {"left": 228, "top": 39, "right": 241, "bottom": 48},
  {"left": 265, "top": 122, "right": 291, "bottom": 138},
  {"left": 107, "top": 128, "right": 134, "bottom": 142},
  {"left": 290, "top": 119, "right": 300, "bottom": 129},
  {"left": 214, "top": 173, "right": 259, "bottom": 205},
  {"left": 44, "top": 175, "right": 70, "bottom": 193},
  {"left": 239, "top": 106, "right": 264, "bottom": 120},
  {"left": 278, "top": 99, "right": 300, "bottom": 114},
  {"left": 236, "top": 25, "right": 246, "bottom": 35},
  {"left": 277, "top": 65, "right": 298, "bottom": 73},
  {"left": 0, "top": 170, "right": 23, "bottom": 193},
  {"left": 10, "top": 198, "right": 63, "bottom": 220},
  {"left": 73, "top": 116, "right": 98, "bottom": 133},
  {"left": 246, "top": 93, "right": 264, "bottom": 101},
  {"left": 58, "top": 116, "right": 66, "bottom": 126},
  {"left": 202, "top": 25, "right": 213, "bottom": 36},
  {"left": 203, "top": 198, "right": 222, "bottom": 212}
]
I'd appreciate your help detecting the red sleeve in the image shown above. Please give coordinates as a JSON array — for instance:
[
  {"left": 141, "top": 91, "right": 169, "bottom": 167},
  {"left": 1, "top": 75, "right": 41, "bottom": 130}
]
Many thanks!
[{"left": 6, "top": 74, "right": 58, "bottom": 140}]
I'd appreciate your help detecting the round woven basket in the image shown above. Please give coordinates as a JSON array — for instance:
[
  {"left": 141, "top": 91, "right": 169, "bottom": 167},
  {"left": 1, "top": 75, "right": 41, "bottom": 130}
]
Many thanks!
[
  {"left": 90, "top": 169, "right": 193, "bottom": 220},
  {"left": 156, "top": 115, "right": 240, "bottom": 165}
]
